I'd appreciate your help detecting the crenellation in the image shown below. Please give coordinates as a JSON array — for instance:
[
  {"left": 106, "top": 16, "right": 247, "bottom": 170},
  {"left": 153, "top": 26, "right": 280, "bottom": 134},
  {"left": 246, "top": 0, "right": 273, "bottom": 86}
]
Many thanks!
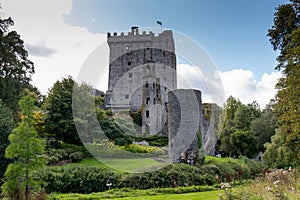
[
  {"left": 105, "top": 26, "right": 176, "bottom": 137},
  {"left": 105, "top": 26, "right": 210, "bottom": 163}
]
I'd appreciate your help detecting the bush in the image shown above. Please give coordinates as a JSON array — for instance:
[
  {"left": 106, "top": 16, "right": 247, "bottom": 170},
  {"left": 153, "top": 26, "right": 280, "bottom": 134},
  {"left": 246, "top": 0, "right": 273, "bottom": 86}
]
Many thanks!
[
  {"left": 120, "top": 144, "right": 162, "bottom": 154},
  {"left": 135, "top": 135, "right": 168, "bottom": 147},
  {"left": 46, "top": 149, "right": 68, "bottom": 165},
  {"left": 118, "top": 164, "right": 210, "bottom": 189},
  {"left": 60, "top": 143, "right": 91, "bottom": 157},
  {"left": 69, "top": 151, "right": 84, "bottom": 162},
  {"left": 36, "top": 165, "right": 115, "bottom": 194},
  {"left": 205, "top": 156, "right": 264, "bottom": 181}
]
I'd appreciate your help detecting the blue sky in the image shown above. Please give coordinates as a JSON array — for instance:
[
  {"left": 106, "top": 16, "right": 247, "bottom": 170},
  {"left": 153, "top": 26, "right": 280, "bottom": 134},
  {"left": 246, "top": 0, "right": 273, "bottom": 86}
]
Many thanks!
[
  {"left": 64, "top": 0, "right": 289, "bottom": 79},
  {"left": 0, "top": 0, "right": 289, "bottom": 106}
]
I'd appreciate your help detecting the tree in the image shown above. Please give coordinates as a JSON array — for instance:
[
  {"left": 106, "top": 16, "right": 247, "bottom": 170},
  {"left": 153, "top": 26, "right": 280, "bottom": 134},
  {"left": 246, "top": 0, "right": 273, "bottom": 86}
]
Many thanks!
[
  {"left": 0, "top": 100, "right": 15, "bottom": 180},
  {"left": 230, "top": 130, "right": 257, "bottom": 158},
  {"left": 0, "top": 16, "right": 35, "bottom": 113},
  {"left": 264, "top": 0, "right": 300, "bottom": 167},
  {"left": 72, "top": 82, "right": 102, "bottom": 143},
  {"left": 234, "top": 102, "right": 261, "bottom": 131},
  {"left": 217, "top": 96, "right": 242, "bottom": 156},
  {"left": 1, "top": 90, "right": 45, "bottom": 199},
  {"left": 250, "top": 103, "right": 276, "bottom": 152},
  {"left": 217, "top": 97, "right": 262, "bottom": 157},
  {"left": 43, "top": 76, "right": 81, "bottom": 145}
]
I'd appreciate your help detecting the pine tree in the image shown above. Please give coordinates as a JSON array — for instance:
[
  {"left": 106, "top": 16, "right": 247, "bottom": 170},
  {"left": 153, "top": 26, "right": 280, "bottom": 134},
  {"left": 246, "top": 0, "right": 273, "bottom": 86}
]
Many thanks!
[{"left": 1, "top": 90, "right": 45, "bottom": 199}]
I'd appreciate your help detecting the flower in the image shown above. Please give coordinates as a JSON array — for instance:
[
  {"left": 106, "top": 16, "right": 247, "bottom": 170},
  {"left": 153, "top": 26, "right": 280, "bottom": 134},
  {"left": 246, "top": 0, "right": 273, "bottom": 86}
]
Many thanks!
[
  {"left": 266, "top": 186, "right": 272, "bottom": 192},
  {"left": 220, "top": 182, "right": 231, "bottom": 189}
]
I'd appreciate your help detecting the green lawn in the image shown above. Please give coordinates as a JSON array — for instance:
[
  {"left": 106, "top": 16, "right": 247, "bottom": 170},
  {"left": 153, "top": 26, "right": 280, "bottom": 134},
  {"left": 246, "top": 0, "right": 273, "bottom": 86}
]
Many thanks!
[
  {"left": 112, "top": 191, "right": 221, "bottom": 200},
  {"left": 100, "top": 158, "right": 163, "bottom": 173},
  {"left": 53, "top": 189, "right": 222, "bottom": 200},
  {"left": 67, "top": 157, "right": 163, "bottom": 173}
]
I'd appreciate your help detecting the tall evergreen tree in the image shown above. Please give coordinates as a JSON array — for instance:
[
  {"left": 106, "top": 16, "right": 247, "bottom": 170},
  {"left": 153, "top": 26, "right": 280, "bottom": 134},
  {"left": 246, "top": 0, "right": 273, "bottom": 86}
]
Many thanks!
[
  {"left": 1, "top": 90, "right": 45, "bottom": 199},
  {"left": 264, "top": 0, "right": 300, "bottom": 167},
  {"left": 0, "top": 100, "right": 14, "bottom": 180},
  {"left": 0, "top": 15, "right": 35, "bottom": 113}
]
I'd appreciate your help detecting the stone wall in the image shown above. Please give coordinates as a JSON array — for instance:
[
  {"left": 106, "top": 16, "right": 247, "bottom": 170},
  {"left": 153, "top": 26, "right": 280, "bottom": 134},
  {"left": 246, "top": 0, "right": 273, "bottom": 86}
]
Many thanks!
[
  {"left": 105, "top": 27, "right": 177, "bottom": 136},
  {"left": 168, "top": 89, "right": 202, "bottom": 162}
]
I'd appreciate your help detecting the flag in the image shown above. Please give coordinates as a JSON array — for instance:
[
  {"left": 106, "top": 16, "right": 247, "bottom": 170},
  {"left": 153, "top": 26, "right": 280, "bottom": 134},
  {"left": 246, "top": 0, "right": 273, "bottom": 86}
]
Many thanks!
[{"left": 157, "top": 21, "right": 162, "bottom": 25}]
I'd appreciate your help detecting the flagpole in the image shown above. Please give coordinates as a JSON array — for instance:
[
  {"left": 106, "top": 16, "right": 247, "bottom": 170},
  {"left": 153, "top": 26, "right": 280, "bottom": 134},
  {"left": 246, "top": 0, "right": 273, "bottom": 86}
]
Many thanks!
[{"left": 157, "top": 21, "right": 162, "bottom": 33}]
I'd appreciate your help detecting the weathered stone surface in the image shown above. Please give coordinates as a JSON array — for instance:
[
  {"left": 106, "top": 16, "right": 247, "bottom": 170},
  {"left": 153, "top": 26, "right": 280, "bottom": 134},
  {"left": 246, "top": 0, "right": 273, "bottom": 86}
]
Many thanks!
[
  {"left": 168, "top": 89, "right": 202, "bottom": 162},
  {"left": 105, "top": 27, "right": 176, "bottom": 136}
]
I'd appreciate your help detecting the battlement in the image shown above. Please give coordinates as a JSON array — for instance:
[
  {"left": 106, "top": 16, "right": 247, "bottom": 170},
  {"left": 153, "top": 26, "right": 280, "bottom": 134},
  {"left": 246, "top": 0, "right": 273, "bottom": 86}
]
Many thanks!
[{"left": 107, "top": 26, "right": 173, "bottom": 43}]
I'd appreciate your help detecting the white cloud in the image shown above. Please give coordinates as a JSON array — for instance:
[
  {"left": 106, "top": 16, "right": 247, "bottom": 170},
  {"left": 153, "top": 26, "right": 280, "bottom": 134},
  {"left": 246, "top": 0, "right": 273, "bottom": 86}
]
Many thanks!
[
  {"left": 177, "top": 64, "right": 281, "bottom": 108},
  {"left": 0, "top": 1, "right": 281, "bottom": 108},
  {"left": 1, "top": 0, "right": 106, "bottom": 94},
  {"left": 220, "top": 69, "right": 281, "bottom": 108}
]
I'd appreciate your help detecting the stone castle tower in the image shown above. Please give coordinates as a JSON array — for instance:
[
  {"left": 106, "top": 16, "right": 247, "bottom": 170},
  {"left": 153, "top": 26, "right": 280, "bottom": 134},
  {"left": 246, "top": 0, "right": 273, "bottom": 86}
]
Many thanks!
[{"left": 105, "top": 27, "right": 177, "bottom": 135}]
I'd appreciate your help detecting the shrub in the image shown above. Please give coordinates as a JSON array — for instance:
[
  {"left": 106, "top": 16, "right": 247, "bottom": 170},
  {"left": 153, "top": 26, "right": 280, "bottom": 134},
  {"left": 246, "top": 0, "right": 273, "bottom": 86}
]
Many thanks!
[
  {"left": 60, "top": 143, "right": 91, "bottom": 157},
  {"left": 118, "top": 164, "right": 210, "bottom": 189},
  {"left": 36, "top": 165, "right": 115, "bottom": 194},
  {"left": 46, "top": 149, "right": 68, "bottom": 165},
  {"left": 135, "top": 135, "right": 168, "bottom": 147},
  {"left": 69, "top": 151, "right": 84, "bottom": 162},
  {"left": 120, "top": 144, "right": 163, "bottom": 154},
  {"left": 205, "top": 156, "right": 264, "bottom": 182}
]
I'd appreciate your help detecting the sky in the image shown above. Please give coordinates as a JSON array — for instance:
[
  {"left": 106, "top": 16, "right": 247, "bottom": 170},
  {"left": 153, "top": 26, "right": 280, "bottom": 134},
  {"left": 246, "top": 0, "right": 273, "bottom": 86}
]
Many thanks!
[{"left": 0, "top": 0, "right": 290, "bottom": 108}]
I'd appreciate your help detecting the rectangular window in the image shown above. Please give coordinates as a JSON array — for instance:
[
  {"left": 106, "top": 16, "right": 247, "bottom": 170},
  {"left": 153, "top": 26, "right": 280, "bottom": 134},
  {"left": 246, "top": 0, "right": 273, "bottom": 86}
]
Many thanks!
[
  {"left": 145, "top": 82, "right": 148, "bottom": 88},
  {"left": 128, "top": 62, "right": 131, "bottom": 66},
  {"left": 153, "top": 98, "right": 156, "bottom": 105},
  {"left": 146, "top": 97, "right": 150, "bottom": 104},
  {"left": 125, "top": 95, "right": 129, "bottom": 99},
  {"left": 146, "top": 110, "right": 149, "bottom": 118}
]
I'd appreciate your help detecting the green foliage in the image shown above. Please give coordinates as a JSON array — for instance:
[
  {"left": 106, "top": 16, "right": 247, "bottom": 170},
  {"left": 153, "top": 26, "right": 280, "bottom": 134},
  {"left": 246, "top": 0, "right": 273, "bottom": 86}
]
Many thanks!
[
  {"left": 250, "top": 103, "right": 276, "bottom": 152},
  {"left": 232, "top": 169, "right": 300, "bottom": 200},
  {"left": 69, "top": 151, "right": 84, "bottom": 163},
  {"left": 98, "top": 118, "right": 133, "bottom": 146},
  {"left": 0, "top": 100, "right": 15, "bottom": 180},
  {"left": 265, "top": 1, "right": 300, "bottom": 167},
  {"left": 36, "top": 157, "right": 264, "bottom": 194},
  {"left": 37, "top": 165, "right": 114, "bottom": 194},
  {"left": 129, "top": 108, "right": 142, "bottom": 126},
  {"left": 45, "top": 149, "right": 68, "bottom": 165},
  {"left": 205, "top": 156, "right": 264, "bottom": 182},
  {"left": 52, "top": 185, "right": 218, "bottom": 199},
  {"left": 0, "top": 16, "right": 35, "bottom": 114},
  {"left": 60, "top": 143, "right": 91, "bottom": 158},
  {"left": 263, "top": 129, "right": 290, "bottom": 168},
  {"left": 45, "top": 144, "right": 90, "bottom": 165},
  {"left": 218, "top": 97, "right": 262, "bottom": 157},
  {"left": 217, "top": 96, "right": 242, "bottom": 156},
  {"left": 233, "top": 102, "right": 261, "bottom": 131},
  {"left": 119, "top": 164, "right": 208, "bottom": 189},
  {"left": 135, "top": 135, "right": 168, "bottom": 147},
  {"left": 43, "top": 76, "right": 82, "bottom": 145},
  {"left": 120, "top": 144, "right": 163, "bottom": 155},
  {"left": 230, "top": 130, "right": 257, "bottom": 158},
  {"left": 1, "top": 90, "right": 46, "bottom": 199}
]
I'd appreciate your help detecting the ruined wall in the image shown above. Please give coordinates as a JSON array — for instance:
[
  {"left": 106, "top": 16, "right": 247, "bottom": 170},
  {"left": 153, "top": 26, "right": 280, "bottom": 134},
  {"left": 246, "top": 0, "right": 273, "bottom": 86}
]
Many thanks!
[{"left": 168, "top": 89, "right": 202, "bottom": 162}]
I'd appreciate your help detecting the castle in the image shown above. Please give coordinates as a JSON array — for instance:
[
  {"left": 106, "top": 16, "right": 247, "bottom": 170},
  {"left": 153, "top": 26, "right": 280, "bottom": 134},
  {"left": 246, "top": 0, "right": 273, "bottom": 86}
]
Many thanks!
[{"left": 105, "top": 27, "right": 204, "bottom": 161}]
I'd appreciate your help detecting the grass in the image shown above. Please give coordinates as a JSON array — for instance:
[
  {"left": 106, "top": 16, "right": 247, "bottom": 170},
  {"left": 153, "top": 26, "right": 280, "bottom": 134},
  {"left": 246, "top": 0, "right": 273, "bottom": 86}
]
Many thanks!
[
  {"left": 100, "top": 157, "right": 162, "bottom": 173},
  {"left": 66, "top": 157, "right": 162, "bottom": 173},
  {"left": 205, "top": 156, "right": 241, "bottom": 164},
  {"left": 52, "top": 186, "right": 221, "bottom": 200},
  {"left": 112, "top": 191, "right": 221, "bottom": 200}
]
